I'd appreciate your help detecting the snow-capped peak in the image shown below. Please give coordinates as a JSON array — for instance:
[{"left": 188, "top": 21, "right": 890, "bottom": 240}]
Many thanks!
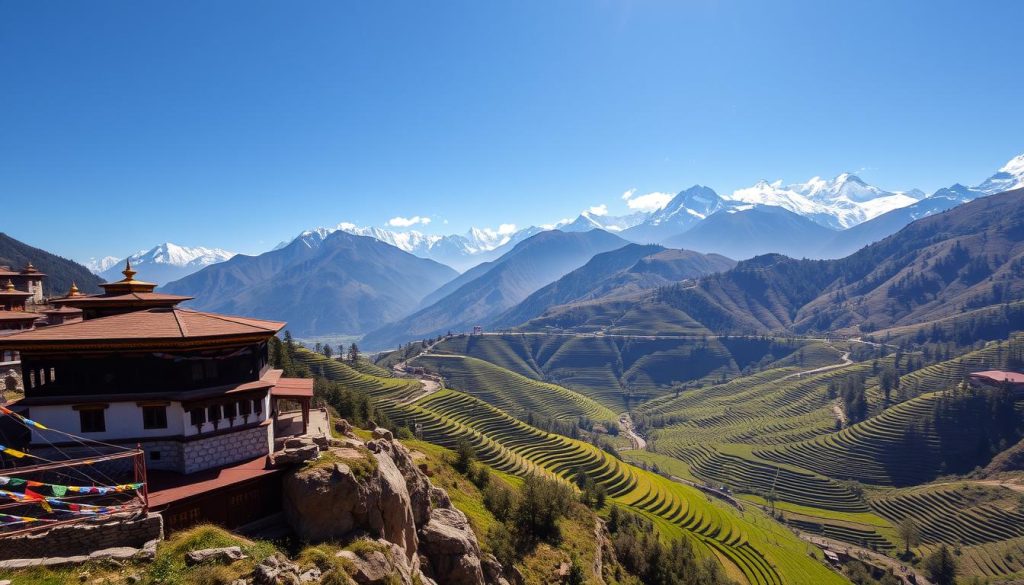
[
  {"left": 88, "top": 243, "right": 236, "bottom": 286},
  {"left": 972, "top": 152, "right": 1024, "bottom": 196},
  {"left": 726, "top": 172, "right": 922, "bottom": 229},
  {"left": 85, "top": 255, "right": 120, "bottom": 274},
  {"left": 128, "top": 242, "right": 236, "bottom": 268},
  {"left": 999, "top": 154, "right": 1024, "bottom": 177}
]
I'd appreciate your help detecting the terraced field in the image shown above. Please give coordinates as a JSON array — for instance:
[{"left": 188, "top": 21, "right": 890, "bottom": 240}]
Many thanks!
[
  {"left": 367, "top": 330, "right": 1024, "bottom": 581},
  {"left": 870, "top": 483, "right": 1024, "bottom": 547},
  {"left": 431, "top": 333, "right": 816, "bottom": 409},
  {"left": 381, "top": 389, "right": 844, "bottom": 585},
  {"left": 410, "top": 354, "right": 617, "bottom": 424},
  {"left": 324, "top": 348, "right": 845, "bottom": 584}
]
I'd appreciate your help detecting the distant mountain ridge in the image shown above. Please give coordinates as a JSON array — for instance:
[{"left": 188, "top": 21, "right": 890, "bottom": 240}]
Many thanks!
[
  {"left": 492, "top": 244, "right": 734, "bottom": 328},
  {"left": 276, "top": 223, "right": 541, "bottom": 272},
  {"left": 95, "top": 243, "right": 236, "bottom": 285},
  {"left": 518, "top": 188, "right": 1024, "bottom": 337},
  {"left": 360, "top": 229, "right": 629, "bottom": 350},
  {"left": 267, "top": 152, "right": 1023, "bottom": 268},
  {"left": 161, "top": 231, "right": 457, "bottom": 337}
]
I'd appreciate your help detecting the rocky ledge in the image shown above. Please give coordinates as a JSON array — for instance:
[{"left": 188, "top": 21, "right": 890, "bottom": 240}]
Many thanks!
[{"left": 281, "top": 424, "right": 508, "bottom": 585}]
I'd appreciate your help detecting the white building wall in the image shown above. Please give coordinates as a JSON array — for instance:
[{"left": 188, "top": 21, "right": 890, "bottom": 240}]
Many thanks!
[
  {"left": 28, "top": 394, "right": 270, "bottom": 443},
  {"left": 29, "top": 401, "right": 186, "bottom": 442},
  {"left": 182, "top": 394, "right": 270, "bottom": 437}
]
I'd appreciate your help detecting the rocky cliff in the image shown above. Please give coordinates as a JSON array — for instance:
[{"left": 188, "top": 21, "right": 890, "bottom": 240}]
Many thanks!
[{"left": 282, "top": 426, "right": 508, "bottom": 585}]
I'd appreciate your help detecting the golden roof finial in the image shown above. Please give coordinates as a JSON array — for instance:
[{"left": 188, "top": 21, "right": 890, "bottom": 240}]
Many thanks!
[
  {"left": 68, "top": 281, "right": 80, "bottom": 297},
  {"left": 122, "top": 258, "right": 137, "bottom": 282},
  {"left": 4, "top": 279, "right": 14, "bottom": 292}
]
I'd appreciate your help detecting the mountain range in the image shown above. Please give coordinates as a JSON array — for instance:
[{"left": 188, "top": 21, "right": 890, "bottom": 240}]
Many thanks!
[
  {"left": 359, "top": 229, "right": 633, "bottom": 349},
  {"left": 521, "top": 187, "right": 1024, "bottom": 338},
  {"left": 282, "top": 153, "right": 1023, "bottom": 268},
  {"left": 161, "top": 231, "right": 456, "bottom": 337},
  {"left": 91, "top": 243, "right": 236, "bottom": 286},
  {"left": 274, "top": 223, "right": 542, "bottom": 273},
  {"left": 87, "top": 154, "right": 1024, "bottom": 282}
]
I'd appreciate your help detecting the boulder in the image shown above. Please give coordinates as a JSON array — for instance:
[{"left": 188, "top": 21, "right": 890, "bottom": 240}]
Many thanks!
[
  {"left": 482, "top": 553, "right": 511, "bottom": 585},
  {"left": 418, "top": 507, "right": 485, "bottom": 585},
  {"left": 283, "top": 437, "right": 310, "bottom": 449},
  {"left": 185, "top": 546, "right": 246, "bottom": 566},
  {"left": 369, "top": 438, "right": 433, "bottom": 526},
  {"left": 311, "top": 434, "right": 331, "bottom": 449},
  {"left": 372, "top": 427, "right": 393, "bottom": 441},
  {"left": 275, "top": 445, "right": 319, "bottom": 466},
  {"left": 334, "top": 418, "right": 356, "bottom": 438},
  {"left": 337, "top": 540, "right": 418, "bottom": 585},
  {"left": 282, "top": 450, "right": 419, "bottom": 570},
  {"left": 253, "top": 553, "right": 301, "bottom": 585}
]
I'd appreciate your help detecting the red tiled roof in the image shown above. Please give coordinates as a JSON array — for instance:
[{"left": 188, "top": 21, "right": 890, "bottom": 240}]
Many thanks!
[
  {"left": 39, "top": 306, "right": 83, "bottom": 315},
  {"left": 16, "top": 368, "right": 283, "bottom": 406},
  {"left": 0, "top": 312, "right": 41, "bottom": 322},
  {"left": 148, "top": 454, "right": 279, "bottom": 508},
  {"left": 53, "top": 292, "right": 192, "bottom": 305},
  {"left": 0, "top": 307, "right": 285, "bottom": 347},
  {"left": 272, "top": 377, "right": 314, "bottom": 398},
  {"left": 0, "top": 269, "right": 45, "bottom": 277},
  {"left": 971, "top": 370, "right": 1024, "bottom": 384}
]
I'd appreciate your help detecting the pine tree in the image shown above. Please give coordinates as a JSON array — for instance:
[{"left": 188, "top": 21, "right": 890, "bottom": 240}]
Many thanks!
[
  {"left": 348, "top": 342, "right": 360, "bottom": 363},
  {"left": 923, "top": 545, "right": 957, "bottom": 585}
]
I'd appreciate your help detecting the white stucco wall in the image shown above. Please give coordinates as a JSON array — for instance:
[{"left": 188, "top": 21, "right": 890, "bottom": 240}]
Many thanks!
[
  {"left": 27, "top": 393, "right": 272, "bottom": 444},
  {"left": 28, "top": 401, "right": 186, "bottom": 442}
]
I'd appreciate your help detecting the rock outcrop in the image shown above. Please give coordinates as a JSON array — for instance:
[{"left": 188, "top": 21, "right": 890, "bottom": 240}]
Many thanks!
[
  {"left": 418, "top": 507, "right": 485, "bottom": 585},
  {"left": 282, "top": 423, "right": 504, "bottom": 585}
]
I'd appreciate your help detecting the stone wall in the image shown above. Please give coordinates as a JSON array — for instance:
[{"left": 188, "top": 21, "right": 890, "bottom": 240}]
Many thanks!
[
  {"left": 141, "top": 439, "right": 185, "bottom": 472},
  {"left": 1, "top": 366, "right": 22, "bottom": 396},
  {"left": 182, "top": 423, "right": 270, "bottom": 474},
  {"left": 29, "top": 424, "right": 270, "bottom": 475},
  {"left": 0, "top": 512, "right": 163, "bottom": 561}
]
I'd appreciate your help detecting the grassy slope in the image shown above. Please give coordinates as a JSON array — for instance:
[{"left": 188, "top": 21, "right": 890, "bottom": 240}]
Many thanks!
[
  {"left": 430, "top": 333, "right": 813, "bottom": 410},
  {"left": 299, "top": 353, "right": 845, "bottom": 584},
  {"left": 635, "top": 333, "right": 1024, "bottom": 581},
  {"left": 412, "top": 353, "right": 618, "bottom": 423}
]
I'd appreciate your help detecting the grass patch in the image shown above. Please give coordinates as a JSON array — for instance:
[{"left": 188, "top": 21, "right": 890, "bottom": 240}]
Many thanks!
[{"left": 305, "top": 446, "right": 379, "bottom": 481}]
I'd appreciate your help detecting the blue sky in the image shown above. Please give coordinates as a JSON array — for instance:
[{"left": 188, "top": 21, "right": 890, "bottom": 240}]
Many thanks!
[{"left": 2, "top": 1, "right": 1023, "bottom": 261}]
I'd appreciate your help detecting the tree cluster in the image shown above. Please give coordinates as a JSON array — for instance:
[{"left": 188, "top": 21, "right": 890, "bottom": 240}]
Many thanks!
[{"left": 606, "top": 505, "right": 731, "bottom": 585}]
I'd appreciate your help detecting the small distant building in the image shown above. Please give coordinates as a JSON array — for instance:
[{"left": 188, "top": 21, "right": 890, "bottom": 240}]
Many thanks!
[
  {"left": 472, "top": 325, "right": 483, "bottom": 335},
  {"left": 0, "top": 277, "right": 44, "bottom": 336},
  {"left": 968, "top": 370, "right": 1024, "bottom": 397},
  {"left": 0, "top": 263, "right": 45, "bottom": 305}
]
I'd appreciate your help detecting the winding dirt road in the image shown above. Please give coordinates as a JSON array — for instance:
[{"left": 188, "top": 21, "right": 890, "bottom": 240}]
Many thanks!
[{"left": 619, "top": 412, "right": 647, "bottom": 450}]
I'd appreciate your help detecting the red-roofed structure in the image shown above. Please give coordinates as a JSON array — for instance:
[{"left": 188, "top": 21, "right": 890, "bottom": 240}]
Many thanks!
[
  {"left": 969, "top": 370, "right": 1024, "bottom": 397},
  {"left": 51, "top": 260, "right": 191, "bottom": 319},
  {"left": 0, "top": 263, "right": 325, "bottom": 533}
]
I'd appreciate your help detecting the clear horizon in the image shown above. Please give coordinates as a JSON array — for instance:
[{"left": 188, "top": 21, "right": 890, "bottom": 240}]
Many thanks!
[{"left": 2, "top": 1, "right": 1023, "bottom": 261}]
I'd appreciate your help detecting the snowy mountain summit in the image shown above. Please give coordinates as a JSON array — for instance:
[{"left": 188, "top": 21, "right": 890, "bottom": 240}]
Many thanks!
[
  {"left": 96, "top": 243, "right": 236, "bottom": 286},
  {"left": 728, "top": 173, "right": 922, "bottom": 230},
  {"left": 279, "top": 222, "right": 540, "bottom": 272}
]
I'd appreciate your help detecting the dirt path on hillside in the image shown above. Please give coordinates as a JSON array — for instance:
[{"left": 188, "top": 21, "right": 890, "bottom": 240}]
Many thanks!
[
  {"left": 832, "top": 400, "right": 848, "bottom": 428},
  {"left": 797, "top": 532, "right": 933, "bottom": 585},
  {"left": 592, "top": 519, "right": 607, "bottom": 584},
  {"left": 779, "top": 350, "right": 852, "bottom": 382},
  {"left": 929, "top": 478, "right": 1024, "bottom": 494},
  {"left": 619, "top": 412, "right": 647, "bottom": 450},
  {"left": 398, "top": 378, "right": 442, "bottom": 406}
]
